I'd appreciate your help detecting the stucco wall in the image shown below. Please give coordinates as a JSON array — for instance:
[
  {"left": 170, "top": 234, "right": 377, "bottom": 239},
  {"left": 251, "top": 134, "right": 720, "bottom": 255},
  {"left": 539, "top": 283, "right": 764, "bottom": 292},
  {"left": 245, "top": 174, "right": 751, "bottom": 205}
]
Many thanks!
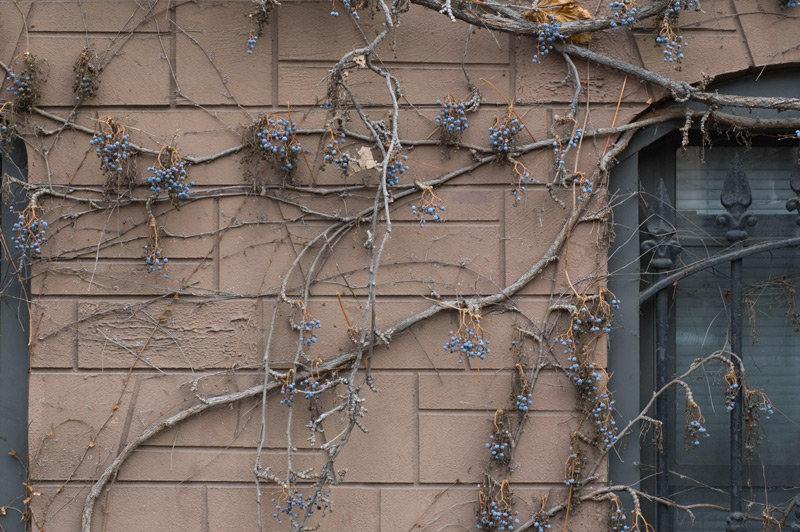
[{"left": 0, "top": 0, "right": 796, "bottom": 531}]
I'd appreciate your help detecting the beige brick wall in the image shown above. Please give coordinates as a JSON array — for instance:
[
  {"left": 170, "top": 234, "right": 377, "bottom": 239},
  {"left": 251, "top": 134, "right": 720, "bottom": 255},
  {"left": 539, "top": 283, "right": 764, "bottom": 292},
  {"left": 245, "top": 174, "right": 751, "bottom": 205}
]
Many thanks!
[{"left": 0, "top": 0, "right": 794, "bottom": 531}]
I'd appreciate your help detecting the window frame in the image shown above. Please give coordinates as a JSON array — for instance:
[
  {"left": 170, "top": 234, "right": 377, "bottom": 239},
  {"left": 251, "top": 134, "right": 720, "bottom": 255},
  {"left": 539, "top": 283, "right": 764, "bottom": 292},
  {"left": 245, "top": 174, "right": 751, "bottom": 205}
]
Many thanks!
[
  {"left": 608, "top": 69, "right": 800, "bottom": 530},
  {"left": 0, "top": 138, "right": 30, "bottom": 532}
]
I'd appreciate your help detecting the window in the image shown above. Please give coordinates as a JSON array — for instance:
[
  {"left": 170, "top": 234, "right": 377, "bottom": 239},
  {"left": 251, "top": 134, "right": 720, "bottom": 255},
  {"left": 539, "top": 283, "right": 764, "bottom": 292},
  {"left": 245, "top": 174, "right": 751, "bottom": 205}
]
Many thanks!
[
  {"left": 0, "top": 138, "right": 29, "bottom": 532},
  {"left": 609, "top": 71, "right": 800, "bottom": 531}
]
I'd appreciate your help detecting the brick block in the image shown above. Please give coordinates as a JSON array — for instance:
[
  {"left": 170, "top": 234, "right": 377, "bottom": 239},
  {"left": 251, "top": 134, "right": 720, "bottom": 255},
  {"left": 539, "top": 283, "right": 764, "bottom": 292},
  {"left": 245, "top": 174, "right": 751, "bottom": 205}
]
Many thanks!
[
  {"left": 632, "top": 30, "right": 752, "bottom": 88},
  {"left": 31, "top": 259, "right": 214, "bottom": 296},
  {"left": 30, "top": 485, "right": 203, "bottom": 532},
  {"left": 279, "top": 63, "right": 511, "bottom": 106},
  {"left": 30, "top": 298, "right": 77, "bottom": 368},
  {"left": 506, "top": 191, "right": 608, "bottom": 294},
  {"left": 28, "top": 1, "right": 169, "bottom": 32},
  {"left": 419, "top": 412, "right": 575, "bottom": 483},
  {"left": 419, "top": 370, "right": 575, "bottom": 411},
  {"left": 147, "top": 386, "right": 264, "bottom": 448},
  {"left": 219, "top": 199, "right": 503, "bottom": 296},
  {"left": 0, "top": 3, "right": 30, "bottom": 64},
  {"left": 630, "top": 0, "right": 739, "bottom": 31},
  {"left": 515, "top": 32, "right": 650, "bottom": 105},
  {"left": 120, "top": 109, "right": 248, "bottom": 155},
  {"left": 734, "top": 0, "right": 800, "bottom": 65},
  {"left": 77, "top": 298, "right": 261, "bottom": 369},
  {"left": 29, "top": 372, "right": 134, "bottom": 481},
  {"left": 208, "top": 486, "right": 379, "bottom": 532},
  {"left": 43, "top": 196, "right": 216, "bottom": 261},
  {"left": 93, "top": 485, "right": 204, "bottom": 532},
  {"left": 118, "top": 447, "right": 321, "bottom": 482},
  {"left": 27, "top": 35, "right": 171, "bottom": 107},
  {"left": 279, "top": 3, "right": 510, "bottom": 64},
  {"left": 331, "top": 373, "right": 417, "bottom": 482},
  {"left": 175, "top": 1, "right": 273, "bottom": 105},
  {"left": 380, "top": 486, "right": 550, "bottom": 532}
]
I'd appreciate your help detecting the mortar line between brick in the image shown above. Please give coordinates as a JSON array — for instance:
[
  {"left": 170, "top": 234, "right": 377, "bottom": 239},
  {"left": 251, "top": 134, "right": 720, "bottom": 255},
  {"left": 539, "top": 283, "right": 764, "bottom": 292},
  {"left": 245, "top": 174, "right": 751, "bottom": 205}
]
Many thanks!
[
  {"left": 72, "top": 301, "right": 80, "bottom": 369},
  {"left": 39, "top": 479, "right": 562, "bottom": 488},
  {"left": 271, "top": 5, "right": 280, "bottom": 108},
  {"left": 414, "top": 372, "right": 420, "bottom": 485},
  {"left": 731, "top": 0, "right": 756, "bottom": 67},
  {"left": 509, "top": 35, "right": 517, "bottom": 105},
  {"left": 169, "top": 4, "right": 178, "bottom": 108},
  {"left": 500, "top": 184, "right": 507, "bottom": 288},
  {"left": 214, "top": 197, "right": 221, "bottom": 292},
  {"left": 117, "top": 374, "right": 143, "bottom": 454},
  {"left": 202, "top": 484, "right": 210, "bottom": 532}
]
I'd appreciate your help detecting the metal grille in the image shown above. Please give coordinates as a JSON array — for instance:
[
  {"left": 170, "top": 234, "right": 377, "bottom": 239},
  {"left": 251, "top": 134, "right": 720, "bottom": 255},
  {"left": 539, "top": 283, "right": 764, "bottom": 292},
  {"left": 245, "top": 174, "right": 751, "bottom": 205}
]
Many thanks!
[{"left": 640, "top": 148, "right": 800, "bottom": 531}]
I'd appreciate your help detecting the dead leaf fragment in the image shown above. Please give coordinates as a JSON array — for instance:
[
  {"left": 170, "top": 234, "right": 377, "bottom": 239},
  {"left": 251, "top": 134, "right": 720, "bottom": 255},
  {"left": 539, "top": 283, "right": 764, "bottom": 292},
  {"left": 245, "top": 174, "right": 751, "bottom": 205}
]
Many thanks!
[
  {"left": 357, "top": 146, "right": 377, "bottom": 169},
  {"left": 525, "top": 0, "right": 593, "bottom": 44}
]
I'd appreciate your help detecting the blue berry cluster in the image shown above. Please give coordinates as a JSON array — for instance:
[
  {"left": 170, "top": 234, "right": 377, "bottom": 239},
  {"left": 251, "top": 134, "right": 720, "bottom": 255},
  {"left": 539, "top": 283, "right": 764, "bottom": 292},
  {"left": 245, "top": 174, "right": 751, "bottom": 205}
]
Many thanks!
[
  {"left": 90, "top": 126, "right": 133, "bottom": 176},
  {"left": 144, "top": 221, "right": 169, "bottom": 277},
  {"left": 655, "top": 33, "right": 685, "bottom": 62},
  {"left": 246, "top": 5, "right": 271, "bottom": 54},
  {"left": 330, "top": 0, "right": 360, "bottom": 18},
  {"left": 486, "top": 413, "right": 513, "bottom": 464},
  {"left": 412, "top": 185, "right": 447, "bottom": 226},
  {"left": 270, "top": 481, "right": 330, "bottom": 525},
  {"left": 787, "top": 0, "right": 798, "bottom": 7},
  {"left": 511, "top": 162, "right": 540, "bottom": 207},
  {"left": 531, "top": 515, "right": 551, "bottom": 531},
  {"left": 292, "top": 303, "right": 322, "bottom": 348},
  {"left": 144, "top": 245, "right": 168, "bottom": 275},
  {"left": 656, "top": 0, "right": 699, "bottom": 62},
  {"left": 744, "top": 390, "right": 773, "bottom": 459},
  {"left": 382, "top": 155, "right": 409, "bottom": 187},
  {"left": 253, "top": 116, "right": 303, "bottom": 178},
  {"left": 553, "top": 128, "right": 582, "bottom": 169},
  {"left": 489, "top": 116, "right": 522, "bottom": 161},
  {"left": 563, "top": 442, "right": 583, "bottom": 486},
  {"left": 5, "top": 53, "right": 41, "bottom": 111},
  {"left": 513, "top": 364, "right": 533, "bottom": 412},
  {"left": 558, "top": 294, "right": 621, "bottom": 447},
  {"left": 443, "top": 314, "right": 490, "bottom": 363},
  {"left": 73, "top": 48, "right": 101, "bottom": 102},
  {"left": 435, "top": 97, "right": 469, "bottom": 145},
  {"left": 683, "top": 397, "right": 709, "bottom": 449},
  {"left": 299, "top": 378, "right": 321, "bottom": 399},
  {"left": 532, "top": 16, "right": 563, "bottom": 64},
  {"left": 486, "top": 435, "right": 511, "bottom": 462},
  {"left": 572, "top": 173, "right": 594, "bottom": 202},
  {"left": 147, "top": 147, "right": 192, "bottom": 204},
  {"left": 412, "top": 203, "right": 446, "bottom": 225},
  {"left": 724, "top": 378, "right": 739, "bottom": 412},
  {"left": 280, "top": 381, "right": 296, "bottom": 405},
  {"left": 322, "top": 131, "right": 350, "bottom": 174},
  {"left": 530, "top": 500, "right": 552, "bottom": 532},
  {"left": 10, "top": 205, "right": 47, "bottom": 256},
  {"left": 608, "top": 503, "right": 631, "bottom": 532},
  {"left": 476, "top": 500, "right": 519, "bottom": 531},
  {"left": 295, "top": 317, "right": 322, "bottom": 347},
  {"left": 247, "top": 29, "right": 259, "bottom": 54},
  {"left": 609, "top": 0, "right": 638, "bottom": 27},
  {"left": 515, "top": 391, "right": 532, "bottom": 412}
]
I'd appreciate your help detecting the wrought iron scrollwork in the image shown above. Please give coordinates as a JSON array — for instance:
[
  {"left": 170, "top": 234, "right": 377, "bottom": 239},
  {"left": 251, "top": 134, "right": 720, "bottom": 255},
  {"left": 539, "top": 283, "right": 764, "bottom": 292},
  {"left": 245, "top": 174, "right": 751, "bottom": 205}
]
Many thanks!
[
  {"left": 785, "top": 149, "right": 800, "bottom": 225},
  {"left": 716, "top": 154, "right": 757, "bottom": 242},
  {"left": 641, "top": 178, "right": 681, "bottom": 271}
]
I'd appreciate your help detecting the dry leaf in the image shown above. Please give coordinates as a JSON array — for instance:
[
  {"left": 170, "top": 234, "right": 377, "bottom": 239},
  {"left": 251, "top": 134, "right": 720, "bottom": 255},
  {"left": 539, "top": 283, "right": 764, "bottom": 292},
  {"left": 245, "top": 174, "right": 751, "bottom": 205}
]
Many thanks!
[
  {"left": 357, "top": 146, "right": 377, "bottom": 169},
  {"left": 525, "top": 0, "right": 593, "bottom": 44}
]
